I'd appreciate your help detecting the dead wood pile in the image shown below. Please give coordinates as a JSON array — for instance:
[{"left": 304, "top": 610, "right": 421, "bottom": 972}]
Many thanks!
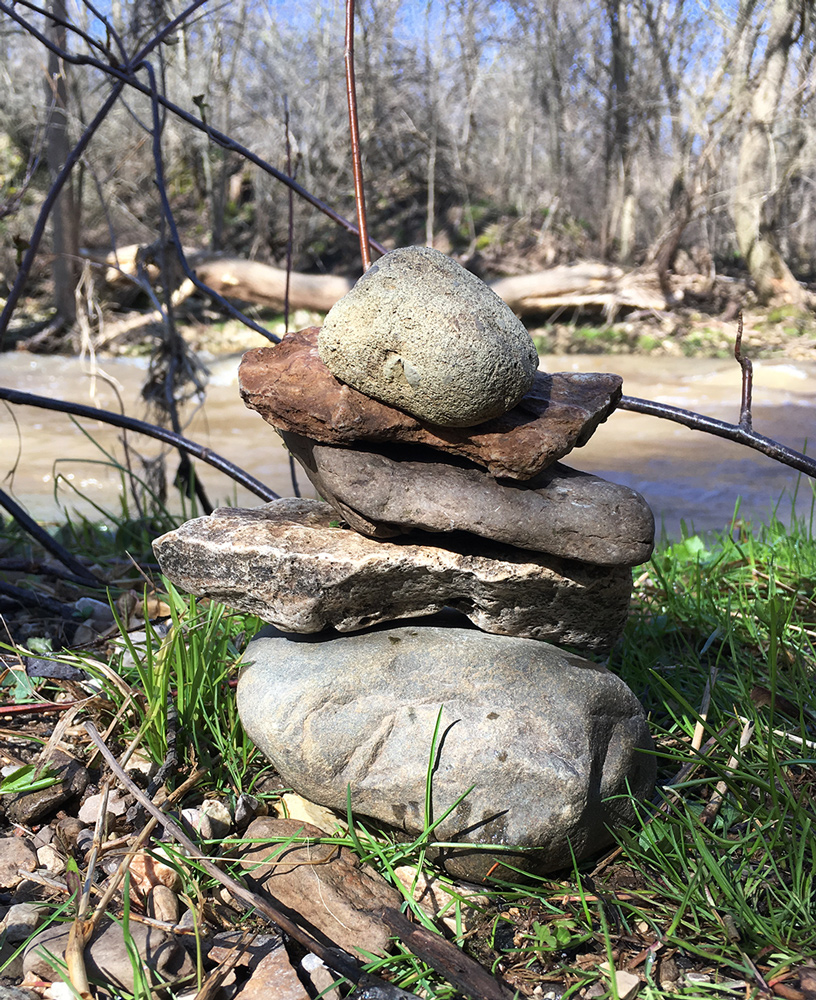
[{"left": 91, "top": 246, "right": 707, "bottom": 318}]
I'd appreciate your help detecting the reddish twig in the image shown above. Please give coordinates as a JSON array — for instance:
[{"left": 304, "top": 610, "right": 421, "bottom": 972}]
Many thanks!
[
  {"left": 344, "top": 0, "right": 372, "bottom": 272},
  {"left": 734, "top": 312, "right": 753, "bottom": 431},
  {"left": 283, "top": 94, "right": 295, "bottom": 334},
  {"left": 283, "top": 95, "right": 301, "bottom": 499}
]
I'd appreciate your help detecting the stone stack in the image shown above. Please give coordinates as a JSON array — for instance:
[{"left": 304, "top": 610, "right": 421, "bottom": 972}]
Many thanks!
[{"left": 153, "top": 247, "right": 656, "bottom": 880}]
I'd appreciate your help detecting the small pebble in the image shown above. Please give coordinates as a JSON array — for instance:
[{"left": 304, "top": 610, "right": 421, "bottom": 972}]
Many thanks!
[
  {"left": 199, "top": 800, "right": 232, "bottom": 840},
  {"left": 148, "top": 884, "right": 180, "bottom": 924},
  {"left": 76, "top": 829, "right": 95, "bottom": 853},
  {"left": 0, "top": 902, "right": 44, "bottom": 942},
  {"left": 234, "top": 793, "right": 262, "bottom": 829},
  {"left": 78, "top": 791, "right": 128, "bottom": 826},
  {"left": 36, "top": 845, "right": 65, "bottom": 875}
]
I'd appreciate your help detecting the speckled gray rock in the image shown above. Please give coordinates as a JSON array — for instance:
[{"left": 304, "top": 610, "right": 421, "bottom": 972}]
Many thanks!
[
  {"left": 237, "top": 616, "right": 656, "bottom": 879},
  {"left": 318, "top": 247, "right": 539, "bottom": 427},
  {"left": 23, "top": 919, "right": 195, "bottom": 991},
  {"left": 153, "top": 499, "right": 632, "bottom": 652},
  {"left": 282, "top": 431, "right": 655, "bottom": 566}
]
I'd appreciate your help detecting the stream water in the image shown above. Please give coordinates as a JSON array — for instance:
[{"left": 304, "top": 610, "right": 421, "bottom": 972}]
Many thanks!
[{"left": 2, "top": 349, "right": 815, "bottom": 541}]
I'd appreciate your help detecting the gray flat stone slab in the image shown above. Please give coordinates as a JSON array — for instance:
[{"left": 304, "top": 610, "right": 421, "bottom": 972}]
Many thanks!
[
  {"left": 153, "top": 499, "right": 633, "bottom": 651},
  {"left": 282, "top": 431, "right": 655, "bottom": 566}
]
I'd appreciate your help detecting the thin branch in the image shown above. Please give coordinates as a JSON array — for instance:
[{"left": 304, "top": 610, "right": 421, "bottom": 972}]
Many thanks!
[
  {"left": 137, "top": 61, "right": 278, "bottom": 344},
  {"left": 78, "top": 0, "right": 128, "bottom": 64},
  {"left": 283, "top": 95, "right": 294, "bottom": 334},
  {"left": 0, "top": 3, "right": 388, "bottom": 259},
  {"left": 15, "top": 0, "right": 112, "bottom": 59},
  {"left": 283, "top": 96, "right": 301, "bottom": 500},
  {"left": 0, "top": 387, "right": 279, "bottom": 502},
  {"left": 344, "top": 0, "right": 372, "bottom": 271},
  {"left": 734, "top": 312, "right": 753, "bottom": 431},
  {"left": 0, "top": 82, "right": 125, "bottom": 339},
  {"left": 617, "top": 395, "right": 816, "bottom": 479},
  {"left": 83, "top": 721, "right": 421, "bottom": 999},
  {"left": 131, "top": 0, "right": 211, "bottom": 64},
  {"left": 0, "top": 486, "right": 104, "bottom": 586}
]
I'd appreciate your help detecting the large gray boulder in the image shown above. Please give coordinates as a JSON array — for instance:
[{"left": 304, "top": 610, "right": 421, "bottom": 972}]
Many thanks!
[
  {"left": 282, "top": 431, "right": 655, "bottom": 566},
  {"left": 153, "top": 499, "right": 632, "bottom": 652},
  {"left": 317, "top": 247, "right": 539, "bottom": 427},
  {"left": 238, "top": 615, "right": 656, "bottom": 880}
]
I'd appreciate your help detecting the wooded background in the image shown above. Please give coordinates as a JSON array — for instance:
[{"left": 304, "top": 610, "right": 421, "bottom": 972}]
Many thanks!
[{"left": 1, "top": 0, "right": 815, "bottom": 323}]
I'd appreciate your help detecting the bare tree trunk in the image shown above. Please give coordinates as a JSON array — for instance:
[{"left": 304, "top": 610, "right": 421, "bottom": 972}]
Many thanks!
[
  {"left": 45, "top": 0, "right": 80, "bottom": 326},
  {"left": 603, "top": 0, "right": 635, "bottom": 264},
  {"left": 733, "top": 0, "right": 806, "bottom": 305}
]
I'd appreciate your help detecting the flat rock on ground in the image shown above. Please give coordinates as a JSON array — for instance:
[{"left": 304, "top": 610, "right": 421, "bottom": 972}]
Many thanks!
[
  {"left": 239, "top": 328, "right": 622, "bottom": 480},
  {"left": 153, "top": 499, "right": 633, "bottom": 651},
  {"left": 238, "top": 817, "right": 402, "bottom": 956},
  {"left": 0, "top": 839, "right": 37, "bottom": 890},
  {"left": 4, "top": 751, "right": 89, "bottom": 827},
  {"left": 23, "top": 918, "right": 195, "bottom": 992},
  {"left": 237, "top": 615, "right": 656, "bottom": 880},
  {"left": 318, "top": 246, "right": 539, "bottom": 427},
  {"left": 282, "top": 431, "right": 654, "bottom": 566}
]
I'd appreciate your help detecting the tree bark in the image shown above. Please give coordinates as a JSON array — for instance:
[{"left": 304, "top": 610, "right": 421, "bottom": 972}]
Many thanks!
[
  {"left": 45, "top": 0, "right": 80, "bottom": 325},
  {"left": 733, "top": 0, "right": 806, "bottom": 305}
]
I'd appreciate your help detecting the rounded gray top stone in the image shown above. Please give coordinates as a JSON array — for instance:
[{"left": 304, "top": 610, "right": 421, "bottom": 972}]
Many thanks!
[{"left": 318, "top": 246, "right": 539, "bottom": 427}]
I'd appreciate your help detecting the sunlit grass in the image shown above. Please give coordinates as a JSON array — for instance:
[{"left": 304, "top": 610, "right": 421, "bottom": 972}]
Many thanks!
[{"left": 2, "top": 486, "right": 815, "bottom": 997}]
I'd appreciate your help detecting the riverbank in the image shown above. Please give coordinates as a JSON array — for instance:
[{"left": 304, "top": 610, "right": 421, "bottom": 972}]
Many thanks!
[{"left": 6, "top": 289, "right": 816, "bottom": 362}]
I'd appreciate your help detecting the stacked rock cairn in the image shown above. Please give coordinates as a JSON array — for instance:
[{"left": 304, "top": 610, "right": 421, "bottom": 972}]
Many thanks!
[{"left": 154, "top": 246, "right": 657, "bottom": 880}]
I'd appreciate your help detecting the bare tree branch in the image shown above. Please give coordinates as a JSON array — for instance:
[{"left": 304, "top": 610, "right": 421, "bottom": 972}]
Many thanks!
[
  {"left": 0, "top": 2, "right": 388, "bottom": 258},
  {"left": 0, "top": 387, "right": 280, "bottom": 502},
  {"left": 0, "top": 486, "right": 104, "bottom": 586},
  {"left": 0, "top": 82, "right": 125, "bottom": 339},
  {"left": 617, "top": 395, "right": 816, "bottom": 479}
]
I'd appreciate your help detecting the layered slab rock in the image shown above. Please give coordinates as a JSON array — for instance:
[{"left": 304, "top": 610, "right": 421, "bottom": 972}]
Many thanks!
[
  {"left": 318, "top": 246, "right": 538, "bottom": 427},
  {"left": 238, "top": 817, "right": 403, "bottom": 956},
  {"left": 153, "top": 499, "right": 632, "bottom": 651},
  {"left": 238, "top": 615, "right": 656, "bottom": 879},
  {"left": 239, "top": 328, "right": 622, "bottom": 480},
  {"left": 282, "top": 431, "right": 655, "bottom": 566}
]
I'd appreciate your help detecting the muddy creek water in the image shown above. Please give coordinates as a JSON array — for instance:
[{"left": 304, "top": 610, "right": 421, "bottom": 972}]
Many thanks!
[{"left": 2, "top": 350, "right": 815, "bottom": 541}]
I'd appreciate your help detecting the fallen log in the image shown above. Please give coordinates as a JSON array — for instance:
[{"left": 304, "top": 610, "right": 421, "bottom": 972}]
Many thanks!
[
  {"left": 489, "top": 264, "right": 671, "bottom": 315},
  {"left": 88, "top": 247, "right": 673, "bottom": 316},
  {"left": 192, "top": 258, "right": 354, "bottom": 313}
]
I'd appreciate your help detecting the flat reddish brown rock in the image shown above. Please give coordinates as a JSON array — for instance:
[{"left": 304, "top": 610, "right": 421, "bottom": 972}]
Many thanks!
[
  {"left": 238, "top": 817, "right": 402, "bottom": 957},
  {"left": 239, "top": 328, "right": 622, "bottom": 480}
]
